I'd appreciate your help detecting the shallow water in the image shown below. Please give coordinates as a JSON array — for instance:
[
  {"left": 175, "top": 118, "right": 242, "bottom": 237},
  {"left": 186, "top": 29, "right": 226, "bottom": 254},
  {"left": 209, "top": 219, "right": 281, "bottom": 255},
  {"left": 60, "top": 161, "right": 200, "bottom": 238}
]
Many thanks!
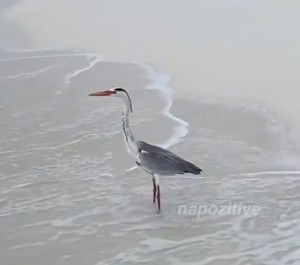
[{"left": 1, "top": 50, "right": 300, "bottom": 265}]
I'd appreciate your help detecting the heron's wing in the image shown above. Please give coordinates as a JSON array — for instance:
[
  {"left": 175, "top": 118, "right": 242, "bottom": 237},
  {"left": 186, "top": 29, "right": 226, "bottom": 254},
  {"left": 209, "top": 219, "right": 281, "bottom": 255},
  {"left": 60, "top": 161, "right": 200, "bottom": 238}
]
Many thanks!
[{"left": 137, "top": 141, "right": 202, "bottom": 175}]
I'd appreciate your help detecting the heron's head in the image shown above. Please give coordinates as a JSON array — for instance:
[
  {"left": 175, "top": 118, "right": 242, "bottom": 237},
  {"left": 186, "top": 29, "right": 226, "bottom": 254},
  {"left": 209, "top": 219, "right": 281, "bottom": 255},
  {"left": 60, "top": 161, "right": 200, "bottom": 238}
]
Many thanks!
[{"left": 89, "top": 87, "right": 133, "bottom": 112}]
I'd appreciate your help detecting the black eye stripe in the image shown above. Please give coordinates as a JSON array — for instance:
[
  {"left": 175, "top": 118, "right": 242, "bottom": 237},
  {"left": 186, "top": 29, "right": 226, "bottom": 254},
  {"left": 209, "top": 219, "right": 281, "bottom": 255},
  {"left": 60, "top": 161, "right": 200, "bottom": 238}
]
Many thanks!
[{"left": 114, "top": 88, "right": 125, "bottom": 92}]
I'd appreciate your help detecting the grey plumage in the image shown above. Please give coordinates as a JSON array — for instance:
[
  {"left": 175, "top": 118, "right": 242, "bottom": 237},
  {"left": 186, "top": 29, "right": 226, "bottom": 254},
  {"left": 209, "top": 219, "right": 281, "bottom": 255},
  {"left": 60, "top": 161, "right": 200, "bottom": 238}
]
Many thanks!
[{"left": 137, "top": 141, "right": 202, "bottom": 176}]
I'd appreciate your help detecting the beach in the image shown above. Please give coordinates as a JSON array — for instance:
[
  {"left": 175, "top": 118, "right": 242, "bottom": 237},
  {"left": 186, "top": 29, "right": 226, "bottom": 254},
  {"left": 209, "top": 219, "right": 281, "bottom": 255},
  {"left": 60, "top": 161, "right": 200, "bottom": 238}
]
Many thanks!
[{"left": 1, "top": 1, "right": 300, "bottom": 265}]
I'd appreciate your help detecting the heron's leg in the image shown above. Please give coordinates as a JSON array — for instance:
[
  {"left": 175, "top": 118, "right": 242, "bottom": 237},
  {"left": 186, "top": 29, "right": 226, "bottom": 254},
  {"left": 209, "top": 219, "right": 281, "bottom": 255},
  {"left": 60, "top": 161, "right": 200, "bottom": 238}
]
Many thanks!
[
  {"left": 157, "top": 185, "right": 161, "bottom": 212},
  {"left": 154, "top": 174, "right": 161, "bottom": 212},
  {"left": 152, "top": 175, "right": 156, "bottom": 203}
]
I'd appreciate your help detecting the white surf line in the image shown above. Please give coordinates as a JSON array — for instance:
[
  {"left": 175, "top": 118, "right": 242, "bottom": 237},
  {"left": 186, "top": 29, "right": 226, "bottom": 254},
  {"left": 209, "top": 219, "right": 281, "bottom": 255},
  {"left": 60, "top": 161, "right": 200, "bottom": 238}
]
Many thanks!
[
  {"left": 10, "top": 241, "right": 45, "bottom": 250},
  {"left": 186, "top": 170, "right": 300, "bottom": 182},
  {"left": 160, "top": 170, "right": 300, "bottom": 184},
  {"left": 0, "top": 66, "right": 53, "bottom": 80},
  {"left": 160, "top": 100, "right": 189, "bottom": 149},
  {"left": 143, "top": 64, "right": 189, "bottom": 149},
  {"left": 6, "top": 48, "right": 82, "bottom": 53},
  {"left": 59, "top": 52, "right": 103, "bottom": 93},
  {"left": 0, "top": 52, "right": 88, "bottom": 63},
  {"left": 229, "top": 170, "right": 300, "bottom": 177},
  {"left": 126, "top": 165, "right": 138, "bottom": 172}
]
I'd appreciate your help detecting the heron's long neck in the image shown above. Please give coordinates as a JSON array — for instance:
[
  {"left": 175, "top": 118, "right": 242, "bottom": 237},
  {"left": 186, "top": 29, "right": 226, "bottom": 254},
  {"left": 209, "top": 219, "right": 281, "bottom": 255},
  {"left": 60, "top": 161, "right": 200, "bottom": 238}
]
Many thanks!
[{"left": 122, "top": 100, "right": 138, "bottom": 155}]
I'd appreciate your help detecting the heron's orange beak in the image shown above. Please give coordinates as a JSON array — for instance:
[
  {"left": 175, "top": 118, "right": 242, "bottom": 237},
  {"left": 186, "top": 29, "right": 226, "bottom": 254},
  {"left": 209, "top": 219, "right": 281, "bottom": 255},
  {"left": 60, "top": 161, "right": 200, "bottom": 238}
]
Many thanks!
[{"left": 89, "top": 90, "right": 115, "bottom": 96}]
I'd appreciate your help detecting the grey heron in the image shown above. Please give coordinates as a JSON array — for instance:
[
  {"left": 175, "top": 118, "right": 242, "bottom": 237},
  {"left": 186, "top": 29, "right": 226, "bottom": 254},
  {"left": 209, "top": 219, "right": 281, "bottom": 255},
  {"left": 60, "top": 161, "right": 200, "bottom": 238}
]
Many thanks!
[{"left": 89, "top": 88, "right": 202, "bottom": 212}]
